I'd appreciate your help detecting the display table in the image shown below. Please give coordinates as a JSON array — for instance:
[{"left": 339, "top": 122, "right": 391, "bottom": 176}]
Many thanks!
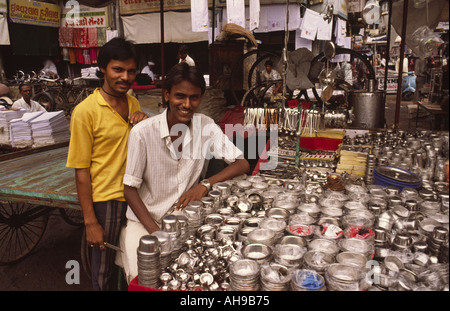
[{"left": 416, "top": 99, "right": 449, "bottom": 130}]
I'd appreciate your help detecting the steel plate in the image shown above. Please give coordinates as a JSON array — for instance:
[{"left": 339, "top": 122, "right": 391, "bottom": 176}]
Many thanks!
[{"left": 374, "top": 166, "right": 422, "bottom": 183}]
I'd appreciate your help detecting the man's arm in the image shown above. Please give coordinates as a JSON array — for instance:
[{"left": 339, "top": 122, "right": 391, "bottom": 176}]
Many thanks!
[
  {"left": 124, "top": 185, "right": 160, "bottom": 234},
  {"left": 176, "top": 158, "right": 250, "bottom": 209},
  {"left": 75, "top": 168, "right": 105, "bottom": 248}
]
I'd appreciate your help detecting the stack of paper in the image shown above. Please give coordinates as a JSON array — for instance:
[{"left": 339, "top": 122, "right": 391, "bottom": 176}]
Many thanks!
[
  {"left": 0, "top": 109, "right": 26, "bottom": 146},
  {"left": 30, "top": 110, "right": 70, "bottom": 147},
  {"left": 81, "top": 67, "right": 99, "bottom": 79},
  {"left": 9, "top": 111, "right": 45, "bottom": 148}
]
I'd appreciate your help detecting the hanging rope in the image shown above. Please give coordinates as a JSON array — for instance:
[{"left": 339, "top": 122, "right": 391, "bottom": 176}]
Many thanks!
[{"left": 281, "top": 0, "right": 290, "bottom": 112}]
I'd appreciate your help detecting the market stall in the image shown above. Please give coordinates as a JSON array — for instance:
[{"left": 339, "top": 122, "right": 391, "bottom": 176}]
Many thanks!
[{"left": 129, "top": 128, "right": 448, "bottom": 292}]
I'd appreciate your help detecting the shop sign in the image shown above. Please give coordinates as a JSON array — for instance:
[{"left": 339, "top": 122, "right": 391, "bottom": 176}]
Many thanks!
[
  {"left": 9, "top": 0, "right": 60, "bottom": 27},
  {"left": 377, "top": 76, "right": 398, "bottom": 93},
  {"left": 0, "top": 0, "right": 7, "bottom": 14},
  {"left": 119, "top": 0, "right": 293, "bottom": 15},
  {"left": 61, "top": 3, "right": 108, "bottom": 28}
]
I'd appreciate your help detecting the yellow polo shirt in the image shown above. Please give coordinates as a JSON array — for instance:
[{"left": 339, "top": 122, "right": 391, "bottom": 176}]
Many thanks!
[{"left": 66, "top": 88, "right": 141, "bottom": 202}]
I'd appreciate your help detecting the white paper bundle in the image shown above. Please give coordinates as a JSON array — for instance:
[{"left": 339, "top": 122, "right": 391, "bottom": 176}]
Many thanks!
[
  {"left": 30, "top": 110, "right": 70, "bottom": 147},
  {"left": 9, "top": 111, "right": 45, "bottom": 148},
  {"left": 0, "top": 109, "right": 26, "bottom": 146}
]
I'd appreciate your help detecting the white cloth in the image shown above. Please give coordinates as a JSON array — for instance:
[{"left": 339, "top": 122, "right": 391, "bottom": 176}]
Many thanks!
[
  {"left": 179, "top": 54, "right": 195, "bottom": 67},
  {"left": 123, "top": 109, "right": 243, "bottom": 224},
  {"left": 191, "top": 0, "right": 209, "bottom": 32},
  {"left": 316, "top": 14, "right": 333, "bottom": 41},
  {"left": 295, "top": 34, "right": 312, "bottom": 51},
  {"left": 118, "top": 219, "right": 151, "bottom": 284},
  {"left": 226, "top": 0, "right": 245, "bottom": 28},
  {"left": 41, "top": 60, "right": 58, "bottom": 76},
  {"left": 141, "top": 66, "right": 155, "bottom": 80},
  {"left": 249, "top": 0, "right": 260, "bottom": 31},
  {"left": 106, "top": 29, "right": 119, "bottom": 42},
  {"left": 298, "top": 8, "right": 320, "bottom": 40},
  {"left": 267, "top": 4, "right": 301, "bottom": 32},
  {"left": 11, "top": 98, "right": 47, "bottom": 112},
  {"left": 121, "top": 11, "right": 208, "bottom": 44},
  {"left": 0, "top": 15, "right": 11, "bottom": 45}
]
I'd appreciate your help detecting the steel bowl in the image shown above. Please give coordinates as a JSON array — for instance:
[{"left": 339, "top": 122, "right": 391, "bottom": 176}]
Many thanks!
[
  {"left": 247, "top": 228, "right": 277, "bottom": 246},
  {"left": 325, "top": 263, "right": 364, "bottom": 290},
  {"left": 274, "top": 244, "right": 306, "bottom": 268},
  {"left": 321, "top": 207, "right": 343, "bottom": 218},
  {"left": 266, "top": 207, "right": 291, "bottom": 221},
  {"left": 216, "top": 225, "right": 237, "bottom": 242},
  {"left": 378, "top": 273, "right": 398, "bottom": 288},
  {"left": 286, "top": 224, "right": 316, "bottom": 242},
  {"left": 418, "top": 218, "right": 441, "bottom": 236},
  {"left": 289, "top": 213, "right": 316, "bottom": 226},
  {"left": 342, "top": 210, "right": 375, "bottom": 228},
  {"left": 204, "top": 213, "right": 224, "bottom": 227},
  {"left": 138, "top": 235, "right": 160, "bottom": 254},
  {"left": 291, "top": 269, "right": 326, "bottom": 291},
  {"left": 336, "top": 251, "right": 368, "bottom": 269},
  {"left": 161, "top": 215, "right": 179, "bottom": 232},
  {"left": 242, "top": 243, "right": 273, "bottom": 264},
  {"left": 308, "top": 238, "right": 340, "bottom": 256},
  {"left": 344, "top": 200, "right": 367, "bottom": 212},
  {"left": 303, "top": 251, "right": 335, "bottom": 274},
  {"left": 278, "top": 235, "right": 307, "bottom": 247},
  {"left": 432, "top": 226, "right": 449, "bottom": 241},
  {"left": 317, "top": 217, "right": 341, "bottom": 227},
  {"left": 384, "top": 255, "right": 404, "bottom": 274},
  {"left": 151, "top": 230, "right": 171, "bottom": 253},
  {"left": 260, "top": 262, "right": 292, "bottom": 291},
  {"left": 196, "top": 224, "right": 216, "bottom": 239},
  {"left": 339, "top": 238, "right": 374, "bottom": 259}
]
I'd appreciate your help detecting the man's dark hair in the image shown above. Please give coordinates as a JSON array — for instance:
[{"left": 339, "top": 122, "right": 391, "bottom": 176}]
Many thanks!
[
  {"left": 96, "top": 37, "right": 138, "bottom": 78},
  {"left": 178, "top": 44, "right": 189, "bottom": 55},
  {"left": 164, "top": 62, "right": 206, "bottom": 95},
  {"left": 18, "top": 83, "right": 31, "bottom": 92},
  {"left": 163, "top": 63, "right": 206, "bottom": 108},
  {"left": 265, "top": 60, "right": 273, "bottom": 67}
]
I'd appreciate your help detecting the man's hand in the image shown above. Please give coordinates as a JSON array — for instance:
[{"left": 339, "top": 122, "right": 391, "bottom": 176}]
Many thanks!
[
  {"left": 176, "top": 184, "right": 208, "bottom": 210},
  {"left": 129, "top": 111, "right": 148, "bottom": 125},
  {"left": 85, "top": 222, "right": 106, "bottom": 250}
]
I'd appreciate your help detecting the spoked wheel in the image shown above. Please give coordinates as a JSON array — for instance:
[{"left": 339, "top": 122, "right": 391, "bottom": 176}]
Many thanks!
[
  {"left": 33, "top": 91, "right": 56, "bottom": 112},
  {"left": 80, "top": 227, "right": 92, "bottom": 280},
  {"left": 59, "top": 208, "right": 84, "bottom": 227},
  {"left": 308, "top": 47, "right": 377, "bottom": 105},
  {"left": 46, "top": 89, "right": 70, "bottom": 116},
  {"left": 0, "top": 201, "right": 50, "bottom": 265}
]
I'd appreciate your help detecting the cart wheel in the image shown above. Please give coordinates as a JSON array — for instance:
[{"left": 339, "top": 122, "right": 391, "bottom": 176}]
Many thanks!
[
  {"left": 59, "top": 208, "right": 84, "bottom": 227},
  {"left": 80, "top": 228, "right": 92, "bottom": 280},
  {"left": 0, "top": 201, "right": 49, "bottom": 265}
]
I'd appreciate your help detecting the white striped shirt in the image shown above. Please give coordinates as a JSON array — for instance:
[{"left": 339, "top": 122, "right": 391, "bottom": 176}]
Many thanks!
[{"left": 123, "top": 109, "right": 243, "bottom": 224}]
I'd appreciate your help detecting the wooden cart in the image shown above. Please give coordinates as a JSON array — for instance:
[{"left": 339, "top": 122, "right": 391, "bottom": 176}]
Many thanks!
[{"left": 0, "top": 143, "right": 84, "bottom": 265}]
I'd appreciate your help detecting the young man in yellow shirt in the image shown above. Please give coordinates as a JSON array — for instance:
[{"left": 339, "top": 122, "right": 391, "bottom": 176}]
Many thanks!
[{"left": 66, "top": 37, "right": 147, "bottom": 291}]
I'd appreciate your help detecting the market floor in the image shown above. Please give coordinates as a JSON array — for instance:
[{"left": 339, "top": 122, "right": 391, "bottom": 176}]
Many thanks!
[
  {"left": 0, "top": 94, "right": 440, "bottom": 292},
  {"left": 0, "top": 209, "right": 92, "bottom": 291}
]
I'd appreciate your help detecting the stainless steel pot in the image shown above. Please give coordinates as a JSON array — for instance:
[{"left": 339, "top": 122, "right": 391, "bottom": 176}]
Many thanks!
[{"left": 348, "top": 90, "right": 385, "bottom": 129}]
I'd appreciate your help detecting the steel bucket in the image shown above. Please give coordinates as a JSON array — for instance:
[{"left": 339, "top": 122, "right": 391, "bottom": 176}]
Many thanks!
[{"left": 349, "top": 90, "right": 385, "bottom": 129}]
